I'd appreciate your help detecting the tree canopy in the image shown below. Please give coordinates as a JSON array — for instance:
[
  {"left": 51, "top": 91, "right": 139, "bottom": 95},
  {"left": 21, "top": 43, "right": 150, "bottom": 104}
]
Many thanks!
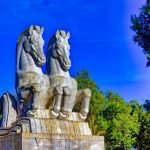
[
  {"left": 75, "top": 70, "right": 150, "bottom": 149},
  {"left": 131, "top": 1, "right": 150, "bottom": 66}
]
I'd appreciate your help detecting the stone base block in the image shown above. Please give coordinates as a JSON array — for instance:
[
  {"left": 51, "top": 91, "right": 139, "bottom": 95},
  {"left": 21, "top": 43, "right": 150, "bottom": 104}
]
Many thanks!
[
  {"left": 0, "top": 116, "right": 92, "bottom": 136},
  {"left": 0, "top": 113, "right": 105, "bottom": 150},
  {"left": 0, "top": 133, "right": 104, "bottom": 150}
]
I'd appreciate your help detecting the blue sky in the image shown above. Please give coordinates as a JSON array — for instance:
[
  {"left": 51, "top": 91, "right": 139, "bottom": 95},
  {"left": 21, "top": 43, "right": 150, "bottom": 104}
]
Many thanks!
[{"left": 0, "top": 0, "right": 148, "bottom": 103}]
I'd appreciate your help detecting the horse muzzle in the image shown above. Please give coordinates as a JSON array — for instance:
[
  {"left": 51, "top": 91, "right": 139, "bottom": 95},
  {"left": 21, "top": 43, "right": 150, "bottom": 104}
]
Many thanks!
[
  {"left": 63, "top": 62, "right": 71, "bottom": 71},
  {"left": 37, "top": 57, "right": 46, "bottom": 66}
]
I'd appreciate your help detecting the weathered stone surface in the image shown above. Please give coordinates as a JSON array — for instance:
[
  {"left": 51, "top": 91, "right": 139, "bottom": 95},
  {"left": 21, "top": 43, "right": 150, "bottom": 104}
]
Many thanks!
[
  {"left": 0, "top": 93, "right": 17, "bottom": 128},
  {"left": 0, "top": 111, "right": 92, "bottom": 136},
  {"left": 15, "top": 25, "right": 51, "bottom": 118},
  {"left": 0, "top": 114, "right": 104, "bottom": 150},
  {"left": 31, "top": 109, "right": 89, "bottom": 122},
  {"left": 0, "top": 133, "right": 104, "bottom": 150},
  {"left": 0, "top": 110, "right": 104, "bottom": 149}
]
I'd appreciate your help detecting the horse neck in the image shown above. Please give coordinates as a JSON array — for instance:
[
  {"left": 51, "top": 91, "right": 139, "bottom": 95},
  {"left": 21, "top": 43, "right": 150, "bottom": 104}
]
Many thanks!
[
  {"left": 48, "top": 57, "right": 70, "bottom": 78},
  {"left": 16, "top": 43, "right": 42, "bottom": 75}
]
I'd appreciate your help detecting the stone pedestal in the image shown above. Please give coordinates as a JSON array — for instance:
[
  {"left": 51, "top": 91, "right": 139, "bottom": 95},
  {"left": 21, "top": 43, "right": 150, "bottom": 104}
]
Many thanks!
[
  {"left": 0, "top": 110, "right": 104, "bottom": 150},
  {"left": 0, "top": 133, "right": 104, "bottom": 150}
]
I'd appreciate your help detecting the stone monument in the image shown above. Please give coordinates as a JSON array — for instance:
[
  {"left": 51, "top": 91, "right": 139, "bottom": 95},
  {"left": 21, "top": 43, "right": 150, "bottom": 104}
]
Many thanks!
[{"left": 0, "top": 25, "right": 104, "bottom": 150}]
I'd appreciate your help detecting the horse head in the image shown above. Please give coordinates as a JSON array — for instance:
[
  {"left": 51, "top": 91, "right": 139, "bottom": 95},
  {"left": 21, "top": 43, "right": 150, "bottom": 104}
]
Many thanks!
[
  {"left": 26, "top": 25, "right": 45, "bottom": 66},
  {"left": 17, "top": 25, "right": 46, "bottom": 68},
  {"left": 47, "top": 30, "right": 71, "bottom": 72}
]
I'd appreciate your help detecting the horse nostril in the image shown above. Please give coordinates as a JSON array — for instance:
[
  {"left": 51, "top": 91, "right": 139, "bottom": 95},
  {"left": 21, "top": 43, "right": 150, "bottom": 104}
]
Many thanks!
[
  {"left": 38, "top": 56, "right": 45, "bottom": 62},
  {"left": 65, "top": 61, "right": 71, "bottom": 66},
  {"left": 42, "top": 57, "right": 46, "bottom": 62}
]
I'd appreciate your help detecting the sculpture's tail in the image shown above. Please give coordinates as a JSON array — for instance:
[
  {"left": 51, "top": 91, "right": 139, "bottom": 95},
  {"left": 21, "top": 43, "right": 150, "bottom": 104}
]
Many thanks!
[{"left": 0, "top": 93, "right": 17, "bottom": 128}]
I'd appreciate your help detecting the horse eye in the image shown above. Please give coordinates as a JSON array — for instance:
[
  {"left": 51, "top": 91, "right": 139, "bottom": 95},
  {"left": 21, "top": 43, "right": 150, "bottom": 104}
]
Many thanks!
[{"left": 56, "top": 44, "right": 61, "bottom": 49}]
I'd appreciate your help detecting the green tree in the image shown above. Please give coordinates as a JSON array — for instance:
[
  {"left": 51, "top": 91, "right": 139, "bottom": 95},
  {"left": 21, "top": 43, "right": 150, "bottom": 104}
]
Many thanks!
[
  {"left": 143, "top": 99, "right": 150, "bottom": 112},
  {"left": 74, "top": 70, "right": 107, "bottom": 136},
  {"left": 135, "top": 111, "right": 150, "bottom": 150},
  {"left": 134, "top": 99, "right": 150, "bottom": 150},
  {"left": 130, "top": 1, "right": 150, "bottom": 148},
  {"left": 75, "top": 71, "right": 140, "bottom": 149},
  {"left": 104, "top": 92, "right": 140, "bottom": 149},
  {"left": 131, "top": 0, "right": 150, "bottom": 66}
]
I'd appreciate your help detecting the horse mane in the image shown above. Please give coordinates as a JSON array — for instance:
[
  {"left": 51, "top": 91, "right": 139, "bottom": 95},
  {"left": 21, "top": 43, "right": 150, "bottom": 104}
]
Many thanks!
[
  {"left": 17, "top": 25, "right": 42, "bottom": 44},
  {"left": 47, "top": 34, "right": 56, "bottom": 48},
  {"left": 47, "top": 30, "right": 68, "bottom": 50},
  {"left": 17, "top": 29, "right": 29, "bottom": 45},
  {"left": 46, "top": 35, "right": 55, "bottom": 75},
  {"left": 16, "top": 26, "right": 42, "bottom": 73}
]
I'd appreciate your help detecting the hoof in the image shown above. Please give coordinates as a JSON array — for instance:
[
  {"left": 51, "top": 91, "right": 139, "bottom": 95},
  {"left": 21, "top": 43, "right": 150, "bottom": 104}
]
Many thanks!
[
  {"left": 79, "top": 113, "right": 87, "bottom": 121},
  {"left": 26, "top": 110, "right": 37, "bottom": 117},
  {"left": 50, "top": 110, "right": 59, "bottom": 118},
  {"left": 59, "top": 112, "right": 67, "bottom": 119}
]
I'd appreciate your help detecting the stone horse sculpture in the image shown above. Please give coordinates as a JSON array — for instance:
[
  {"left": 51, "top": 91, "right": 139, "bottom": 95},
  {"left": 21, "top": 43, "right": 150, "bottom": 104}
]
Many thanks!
[
  {"left": 0, "top": 25, "right": 50, "bottom": 128},
  {"left": 0, "top": 93, "right": 17, "bottom": 128},
  {"left": 0, "top": 27, "right": 91, "bottom": 129},
  {"left": 16, "top": 25, "right": 50, "bottom": 116},
  {"left": 46, "top": 30, "right": 91, "bottom": 120}
]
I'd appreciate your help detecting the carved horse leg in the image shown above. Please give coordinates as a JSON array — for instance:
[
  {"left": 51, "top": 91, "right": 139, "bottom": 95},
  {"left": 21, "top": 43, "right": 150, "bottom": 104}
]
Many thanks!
[
  {"left": 51, "top": 86, "right": 63, "bottom": 118},
  {"left": 18, "top": 83, "right": 41, "bottom": 117},
  {"left": 27, "top": 84, "right": 41, "bottom": 116},
  {"left": 32, "top": 84, "right": 41, "bottom": 109},
  {"left": 17, "top": 89, "right": 30, "bottom": 115},
  {"left": 76, "top": 89, "right": 91, "bottom": 120},
  {"left": 60, "top": 86, "right": 75, "bottom": 118}
]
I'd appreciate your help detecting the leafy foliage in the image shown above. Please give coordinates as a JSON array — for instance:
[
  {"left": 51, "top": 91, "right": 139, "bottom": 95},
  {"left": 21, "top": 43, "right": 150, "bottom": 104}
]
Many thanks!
[
  {"left": 74, "top": 70, "right": 107, "bottom": 135},
  {"left": 134, "top": 100, "right": 150, "bottom": 150},
  {"left": 130, "top": 2, "right": 150, "bottom": 148},
  {"left": 75, "top": 70, "right": 141, "bottom": 149},
  {"left": 131, "top": 1, "right": 150, "bottom": 66},
  {"left": 143, "top": 99, "right": 150, "bottom": 112},
  {"left": 104, "top": 92, "right": 140, "bottom": 149},
  {"left": 135, "top": 111, "right": 150, "bottom": 150},
  {"left": 130, "top": 2, "right": 150, "bottom": 147}
]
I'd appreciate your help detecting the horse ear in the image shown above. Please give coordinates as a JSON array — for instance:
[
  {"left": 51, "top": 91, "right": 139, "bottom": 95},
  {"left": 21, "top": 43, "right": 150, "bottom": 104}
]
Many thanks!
[
  {"left": 66, "top": 32, "right": 70, "bottom": 39},
  {"left": 29, "top": 25, "right": 33, "bottom": 35},
  {"left": 40, "top": 27, "right": 44, "bottom": 34},
  {"left": 35, "top": 25, "right": 41, "bottom": 33},
  {"left": 56, "top": 30, "right": 60, "bottom": 39},
  {"left": 60, "top": 30, "right": 66, "bottom": 38}
]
